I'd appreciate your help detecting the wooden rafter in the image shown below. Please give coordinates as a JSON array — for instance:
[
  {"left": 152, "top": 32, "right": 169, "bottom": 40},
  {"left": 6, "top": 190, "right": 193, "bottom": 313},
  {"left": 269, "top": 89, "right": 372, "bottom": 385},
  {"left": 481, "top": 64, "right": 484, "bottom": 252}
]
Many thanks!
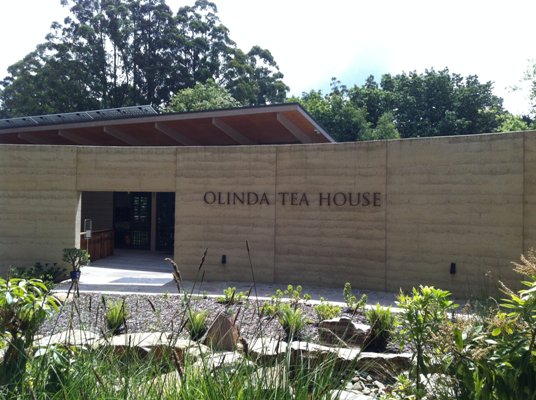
[
  {"left": 103, "top": 126, "right": 144, "bottom": 146},
  {"left": 17, "top": 133, "right": 50, "bottom": 144},
  {"left": 58, "top": 130, "right": 99, "bottom": 145},
  {"left": 276, "top": 112, "right": 312, "bottom": 144},
  {"left": 154, "top": 122, "right": 200, "bottom": 146},
  {"left": 212, "top": 118, "right": 255, "bottom": 145}
]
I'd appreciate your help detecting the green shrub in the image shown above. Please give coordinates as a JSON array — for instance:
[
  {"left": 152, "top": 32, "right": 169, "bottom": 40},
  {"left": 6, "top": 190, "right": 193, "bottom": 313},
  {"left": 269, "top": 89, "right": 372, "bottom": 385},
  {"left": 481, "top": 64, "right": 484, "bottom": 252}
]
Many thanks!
[
  {"left": 440, "top": 250, "right": 536, "bottom": 399},
  {"left": 278, "top": 304, "right": 306, "bottom": 341},
  {"left": 9, "top": 262, "right": 62, "bottom": 290},
  {"left": 217, "top": 287, "right": 247, "bottom": 305},
  {"left": 62, "top": 248, "right": 90, "bottom": 272},
  {"left": 284, "top": 284, "right": 311, "bottom": 307},
  {"left": 105, "top": 298, "right": 127, "bottom": 335},
  {"left": 395, "top": 285, "right": 458, "bottom": 398},
  {"left": 0, "top": 277, "right": 60, "bottom": 393},
  {"left": 314, "top": 297, "right": 341, "bottom": 322},
  {"left": 364, "top": 303, "right": 394, "bottom": 351},
  {"left": 260, "top": 289, "right": 284, "bottom": 317},
  {"left": 187, "top": 309, "right": 208, "bottom": 341},
  {"left": 343, "top": 282, "right": 368, "bottom": 312}
]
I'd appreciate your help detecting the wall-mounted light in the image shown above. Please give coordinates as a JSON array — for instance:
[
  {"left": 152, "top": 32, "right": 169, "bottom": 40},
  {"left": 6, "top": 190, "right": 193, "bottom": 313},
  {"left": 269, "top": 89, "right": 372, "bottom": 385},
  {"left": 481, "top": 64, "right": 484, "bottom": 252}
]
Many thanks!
[
  {"left": 450, "top": 262, "right": 456, "bottom": 275},
  {"left": 221, "top": 255, "right": 227, "bottom": 265}
]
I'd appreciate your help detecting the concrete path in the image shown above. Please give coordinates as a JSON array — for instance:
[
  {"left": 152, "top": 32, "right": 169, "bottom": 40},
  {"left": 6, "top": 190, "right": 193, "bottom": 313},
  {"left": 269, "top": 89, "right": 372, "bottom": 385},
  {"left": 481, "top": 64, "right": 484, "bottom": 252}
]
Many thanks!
[{"left": 53, "top": 249, "right": 399, "bottom": 307}]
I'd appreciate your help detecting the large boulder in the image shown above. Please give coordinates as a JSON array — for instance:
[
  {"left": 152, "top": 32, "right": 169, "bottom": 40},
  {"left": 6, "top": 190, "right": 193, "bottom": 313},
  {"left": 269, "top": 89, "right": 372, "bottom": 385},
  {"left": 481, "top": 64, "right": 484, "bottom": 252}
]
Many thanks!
[
  {"left": 289, "top": 341, "right": 361, "bottom": 371},
  {"left": 355, "top": 352, "right": 412, "bottom": 380},
  {"left": 97, "top": 332, "right": 208, "bottom": 363},
  {"left": 318, "top": 317, "right": 370, "bottom": 347},
  {"left": 33, "top": 329, "right": 100, "bottom": 347},
  {"left": 330, "top": 390, "right": 374, "bottom": 400},
  {"left": 192, "top": 351, "right": 253, "bottom": 373},
  {"left": 248, "top": 337, "right": 288, "bottom": 365},
  {"left": 203, "top": 312, "right": 240, "bottom": 351}
]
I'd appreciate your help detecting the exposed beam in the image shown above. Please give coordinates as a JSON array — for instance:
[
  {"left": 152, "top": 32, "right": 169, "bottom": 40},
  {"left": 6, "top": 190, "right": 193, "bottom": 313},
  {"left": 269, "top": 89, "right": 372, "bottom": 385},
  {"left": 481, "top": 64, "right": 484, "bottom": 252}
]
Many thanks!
[
  {"left": 58, "top": 129, "right": 99, "bottom": 145},
  {"left": 276, "top": 112, "right": 312, "bottom": 144},
  {"left": 212, "top": 118, "right": 255, "bottom": 145},
  {"left": 154, "top": 122, "right": 200, "bottom": 146},
  {"left": 17, "top": 133, "right": 50, "bottom": 144},
  {"left": 103, "top": 126, "right": 144, "bottom": 146}
]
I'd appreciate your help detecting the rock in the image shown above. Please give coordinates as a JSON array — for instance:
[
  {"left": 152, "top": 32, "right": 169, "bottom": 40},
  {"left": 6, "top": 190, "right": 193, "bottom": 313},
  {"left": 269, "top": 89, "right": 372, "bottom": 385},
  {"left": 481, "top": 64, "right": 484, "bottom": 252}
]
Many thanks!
[
  {"left": 289, "top": 341, "right": 361, "bottom": 371},
  {"left": 142, "top": 370, "right": 181, "bottom": 396},
  {"left": 374, "top": 380, "right": 385, "bottom": 390},
  {"left": 33, "top": 329, "right": 100, "bottom": 347},
  {"left": 330, "top": 390, "right": 374, "bottom": 400},
  {"left": 101, "top": 332, "right": 173, "bottom": 347},
  {"left": 248, "top": 337, "right": 288, "bottom": 365},
  {"left": 193, "top": 351, "right": 253, "bottom": 373},
  {"left": 171, "top": 339, "right": 209, "bottom": 363},
  {"left": 352, "top": 381, "right": 363, "bottom": 391},
  {"left": 203, "top": 312, "right": 240, "bottom": 351},
  {"left": 250, "top": 366, "right": 287, "bottom": 390},
  {"left": 318, "top": 317, "right": 370, "bottom": 347},
  {"left": 355, "top": 352, "right": 412, "bottom": 380},
  {"left": 51, "top": 291, "right": 75, "bottom": 304},
  {"left": 97, "top": 332, "right": 207, "bottom": 363}
]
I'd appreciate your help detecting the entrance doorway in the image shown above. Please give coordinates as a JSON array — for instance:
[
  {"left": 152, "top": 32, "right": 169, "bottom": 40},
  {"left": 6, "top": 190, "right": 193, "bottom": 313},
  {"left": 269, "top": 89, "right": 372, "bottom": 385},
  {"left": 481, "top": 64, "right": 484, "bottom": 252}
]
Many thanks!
[
  {"left": 81, "top": 191, "right": 175, "bottom": 260},
  {"left": 113, "top": 192, "right": 175, "bottom": 252}
]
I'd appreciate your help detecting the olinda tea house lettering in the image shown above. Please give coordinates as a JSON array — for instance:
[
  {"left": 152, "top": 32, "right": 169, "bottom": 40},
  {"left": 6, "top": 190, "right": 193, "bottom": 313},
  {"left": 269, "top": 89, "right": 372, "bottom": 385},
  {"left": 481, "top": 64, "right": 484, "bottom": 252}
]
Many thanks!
[{"left": 203, "top": 191, "right": 382, "bottom": 207}]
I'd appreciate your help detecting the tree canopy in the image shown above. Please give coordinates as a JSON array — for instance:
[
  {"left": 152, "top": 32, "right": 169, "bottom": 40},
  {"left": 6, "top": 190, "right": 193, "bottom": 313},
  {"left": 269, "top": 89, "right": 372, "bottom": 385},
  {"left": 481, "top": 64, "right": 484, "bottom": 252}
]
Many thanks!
[
  {"left": 293, "top": 69, "right": 508, "bottom": 142},
  {"left": 0, "top": 0, "right": 288, "bottom": 117},
  {"left": 165, "top": 79, "right": 240, "bottom": 112}
]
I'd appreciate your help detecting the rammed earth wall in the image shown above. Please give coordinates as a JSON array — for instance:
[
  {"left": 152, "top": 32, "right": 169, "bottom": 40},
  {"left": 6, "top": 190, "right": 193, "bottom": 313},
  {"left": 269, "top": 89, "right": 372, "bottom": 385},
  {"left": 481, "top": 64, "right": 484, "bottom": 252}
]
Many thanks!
[{"left": 0, "top": 131, "right": 533, "bottom": 296}]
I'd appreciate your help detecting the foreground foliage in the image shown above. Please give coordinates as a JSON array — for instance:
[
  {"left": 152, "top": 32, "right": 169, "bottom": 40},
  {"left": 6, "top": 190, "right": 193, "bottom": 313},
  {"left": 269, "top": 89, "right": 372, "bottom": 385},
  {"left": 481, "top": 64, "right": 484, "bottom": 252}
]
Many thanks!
[
  {"left": 387, "top": 250, "right": 536, "bottom": 399},
  {"left": 0, "top": 278, "right": 59, "bottom": 394},
  {"left": 3, "top": 250, "right": 536, "bottom": 398}
]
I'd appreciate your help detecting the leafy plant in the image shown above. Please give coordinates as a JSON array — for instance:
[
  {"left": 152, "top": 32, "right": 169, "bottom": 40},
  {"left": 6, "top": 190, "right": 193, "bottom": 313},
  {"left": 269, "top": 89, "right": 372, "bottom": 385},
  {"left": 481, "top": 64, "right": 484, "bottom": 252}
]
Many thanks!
[
  {"left": 278, "top": 303, "right": 306, "bottom": 341},
  {"left": 217, "top": 287, "right": 246, "bottom": 305},
  {"left": 284, "top": 284, "right": 311, "bottom": 307},
  {"left": 187, "top": 309, "right": 208, "bottom": 341},
  {"left": 62, "top": 248, "right": 90, "bottom": 272},
  {"left": 105, "top": 298, "right": 127, "bottom": 335},
  {"left": 9, "top": 262, "right": 62, "bottom": 290},
  {"left": 395, "top": 285, "right": 458, "bottom": 398},
  {"left": 314, "top": 297, "right": 341, "bottom": 322},
  {"left": 443, "top": 250, "right": 536, "bottom": 399},
  {"left": 364, "top": 303, "right": 395, "bottom": 351},
  {"left": 0, "top": 277, "right": 60, "bottom": 393},
  {"left": 343, "top": 282, "right": 368, "bottom": 312},
  {"left": 260, "top": 289, "right": 284, "bottom": 317}
]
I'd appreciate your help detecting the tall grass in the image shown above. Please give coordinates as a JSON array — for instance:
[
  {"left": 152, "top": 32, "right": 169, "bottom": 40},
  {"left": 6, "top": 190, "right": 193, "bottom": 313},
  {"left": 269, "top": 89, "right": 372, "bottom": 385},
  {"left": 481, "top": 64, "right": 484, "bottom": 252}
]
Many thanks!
[
  {"left": 16, "top": 321, "right": 352, "bottom": 399},
  {"left": 1, "top": 246, "right": 357, "bottom": 399}
]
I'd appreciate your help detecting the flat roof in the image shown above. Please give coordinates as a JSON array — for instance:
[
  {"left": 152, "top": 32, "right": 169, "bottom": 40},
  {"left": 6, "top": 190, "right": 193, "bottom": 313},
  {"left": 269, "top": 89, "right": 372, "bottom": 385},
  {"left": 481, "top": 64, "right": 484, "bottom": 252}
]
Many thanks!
[{"left": 0, "top": 103, "right": 334, "bottom": 146}]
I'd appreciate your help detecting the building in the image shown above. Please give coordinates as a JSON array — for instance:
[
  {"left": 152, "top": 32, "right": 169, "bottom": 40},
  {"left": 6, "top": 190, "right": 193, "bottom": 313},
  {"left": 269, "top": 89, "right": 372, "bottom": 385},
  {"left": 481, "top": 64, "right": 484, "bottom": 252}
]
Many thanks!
[{"left": 0, "top": 103, "right": 533, "bottom": 296}]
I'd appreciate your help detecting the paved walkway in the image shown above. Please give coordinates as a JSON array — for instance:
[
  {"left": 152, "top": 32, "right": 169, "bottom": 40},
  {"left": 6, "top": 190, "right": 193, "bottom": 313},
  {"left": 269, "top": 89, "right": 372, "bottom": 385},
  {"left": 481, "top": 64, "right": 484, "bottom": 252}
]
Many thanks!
[{"left": 53, "top": 249, "right": 399, "bottom": 307}]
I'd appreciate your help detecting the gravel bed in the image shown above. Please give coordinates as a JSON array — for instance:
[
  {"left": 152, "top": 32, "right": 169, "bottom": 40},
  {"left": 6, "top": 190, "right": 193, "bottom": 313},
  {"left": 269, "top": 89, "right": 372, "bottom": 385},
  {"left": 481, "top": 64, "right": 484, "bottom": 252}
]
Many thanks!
[{"left": 39, "top": 293, "right": 369, "bottom": 344}]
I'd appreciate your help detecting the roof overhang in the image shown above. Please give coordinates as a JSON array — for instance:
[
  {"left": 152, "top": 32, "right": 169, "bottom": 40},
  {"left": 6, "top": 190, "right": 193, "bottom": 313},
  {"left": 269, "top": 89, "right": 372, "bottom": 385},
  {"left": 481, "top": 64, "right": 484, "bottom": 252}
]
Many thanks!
[{"left": 0, "top": 103, "right": 334, "bottom": 146}]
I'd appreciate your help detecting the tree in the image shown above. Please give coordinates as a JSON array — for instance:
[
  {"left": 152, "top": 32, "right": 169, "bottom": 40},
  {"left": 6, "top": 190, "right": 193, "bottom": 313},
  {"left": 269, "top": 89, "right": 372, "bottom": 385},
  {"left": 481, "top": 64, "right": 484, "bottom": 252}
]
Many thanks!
[
  {"left": 497, "top": 113, "right": 532, "bottom": 132},
  {"left": 0, "top": 43, "right": 101, "bottom": 117},
  {"left": 292, "top": 78, "right": 399, "bottom": 142},
  {"left": 0, "top": 0, "right": 288, "bottom": 117},
  {"left": 224, "top": 46, "right": 288, "bottom": 105},
  {"left": 385, "top": 69, "right": 504, "bottom": 138},
  {"left": 165, "top": 79, "right": 240, "bottom": 112},
  {"left": 293, "top": 69, "right": 505, "bottom": 141}
]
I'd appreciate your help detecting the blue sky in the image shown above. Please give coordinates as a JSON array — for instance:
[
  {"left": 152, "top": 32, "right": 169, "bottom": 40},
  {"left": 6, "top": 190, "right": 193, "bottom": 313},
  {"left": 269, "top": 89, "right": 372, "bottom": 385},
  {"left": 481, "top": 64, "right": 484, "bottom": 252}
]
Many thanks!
[{"left": 2, "top": 0, "right": 535, "bottom": 114}]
